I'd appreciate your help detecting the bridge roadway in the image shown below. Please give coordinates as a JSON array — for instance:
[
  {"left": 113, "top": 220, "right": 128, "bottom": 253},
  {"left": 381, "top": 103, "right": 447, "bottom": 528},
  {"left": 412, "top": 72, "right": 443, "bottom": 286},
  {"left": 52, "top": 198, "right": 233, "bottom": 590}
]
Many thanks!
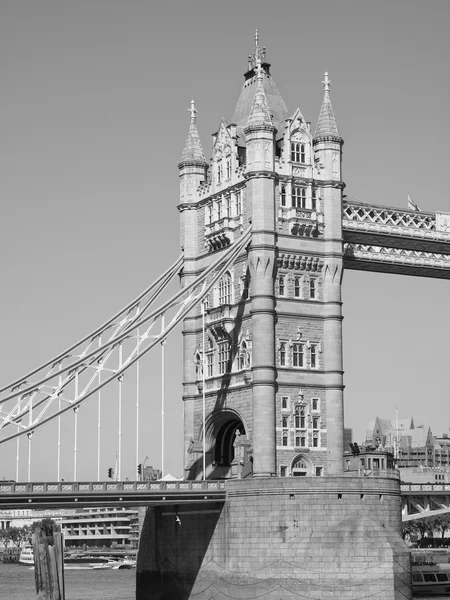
[
  {"left": 1, "top": 480, "right": 449, "bottom": 518},
  {"left": 0, "top": 480, "right": 226, "bottom": 509}
]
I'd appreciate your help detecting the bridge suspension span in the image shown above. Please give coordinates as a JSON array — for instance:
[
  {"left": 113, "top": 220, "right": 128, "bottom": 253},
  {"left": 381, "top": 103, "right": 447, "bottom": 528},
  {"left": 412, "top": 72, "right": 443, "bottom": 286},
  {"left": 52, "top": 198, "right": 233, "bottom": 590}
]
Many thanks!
[{"left": 0, "top": 228, "right": 251, "bottom": 482}]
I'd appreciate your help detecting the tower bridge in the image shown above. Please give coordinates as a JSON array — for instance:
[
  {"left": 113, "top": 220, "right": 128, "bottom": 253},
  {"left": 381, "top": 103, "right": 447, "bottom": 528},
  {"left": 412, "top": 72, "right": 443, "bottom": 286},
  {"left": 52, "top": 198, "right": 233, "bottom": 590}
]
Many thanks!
[{"left": 1, "top": 33, "right": 449, "bottom": 599}]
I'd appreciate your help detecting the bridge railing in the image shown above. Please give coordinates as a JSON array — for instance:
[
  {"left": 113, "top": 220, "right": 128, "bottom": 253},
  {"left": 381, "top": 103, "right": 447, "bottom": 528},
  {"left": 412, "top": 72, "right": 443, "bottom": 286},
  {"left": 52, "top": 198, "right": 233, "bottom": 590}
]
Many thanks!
[
  {"left": 0, "top": 480, "right": 226, "bottom": 495},
  {"left": 401, "top": 483, "right": 450, "bottom": 493}
]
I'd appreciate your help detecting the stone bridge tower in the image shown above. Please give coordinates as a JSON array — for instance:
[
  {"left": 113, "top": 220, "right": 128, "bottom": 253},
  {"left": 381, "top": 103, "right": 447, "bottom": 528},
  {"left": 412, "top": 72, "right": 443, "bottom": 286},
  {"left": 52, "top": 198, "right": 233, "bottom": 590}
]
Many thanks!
[
  {"left": 137, "top": 35, "right": 411, "bottom": 600},
  {"left": 179, "top": 36, "right": 345, "bottom": 479}
]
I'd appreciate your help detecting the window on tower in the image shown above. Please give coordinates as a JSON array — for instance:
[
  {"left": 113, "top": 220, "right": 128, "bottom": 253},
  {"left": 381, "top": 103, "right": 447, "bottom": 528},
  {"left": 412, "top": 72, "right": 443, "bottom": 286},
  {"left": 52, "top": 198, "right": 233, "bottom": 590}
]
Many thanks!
[
  {"left": 310, "top": 344, "right": 318, "bottom": 369},
  {"left": 217, "top": 162, "right": 222, "bottom": 184},
  {"left": 293, "top": 343, "right": 305, "bottom": 368},
  {"left": 218, "top": 272, "right": 232, "bottom": 305},
  {"left": 292, "top": 187, "right": 306, "bottom": 209},
  {"left": 294, "top": 276, "right": 302, "bottom": 298},
  {"left": 226, "top": 158, "right": 231, "bottom": 180},
  {"left": 279, "top": 342, "right": 287, "bottom": 366},
  {"left": 218, "top": 341, "right": 230, "bottom": 375},
  {"left": 206, "top": 338, "right": 214, "bottom": 378},
  {"left": 312, "top": 188, "right": 317, "bottom": 211},
  {"left": 278, "top": 275, "right": 286, "bottom": 296},
  {"left": 309, "top": 278, "right": 316, "bottom": 299},
  {"left": 280, "top": 185, "right": 286, "bottom": 207}
]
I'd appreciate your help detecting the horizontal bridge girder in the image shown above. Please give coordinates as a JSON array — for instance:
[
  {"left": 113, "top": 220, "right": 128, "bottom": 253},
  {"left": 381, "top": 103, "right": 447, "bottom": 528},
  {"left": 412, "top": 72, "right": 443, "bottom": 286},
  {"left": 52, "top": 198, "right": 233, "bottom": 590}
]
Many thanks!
[
  {"left": 343, "top": 230, "right": 450, "bottom": 255},
  {"left": 0, "top": 480, "right": 226, "bottom": 509}
]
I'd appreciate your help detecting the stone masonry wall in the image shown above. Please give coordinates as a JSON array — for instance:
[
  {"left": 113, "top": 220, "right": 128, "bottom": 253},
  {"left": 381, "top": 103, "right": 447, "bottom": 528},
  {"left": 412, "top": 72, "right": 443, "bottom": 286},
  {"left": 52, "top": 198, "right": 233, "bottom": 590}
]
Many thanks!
[{"left": 137, "top": 476, "right": 411, "bottom": 600}]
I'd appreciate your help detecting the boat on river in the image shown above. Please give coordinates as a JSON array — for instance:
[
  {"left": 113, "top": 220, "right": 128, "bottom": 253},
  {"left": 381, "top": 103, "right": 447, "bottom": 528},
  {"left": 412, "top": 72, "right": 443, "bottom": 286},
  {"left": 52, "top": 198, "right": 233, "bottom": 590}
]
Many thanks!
[
  {"left": 19, "top": 547, "right": 134, "bottom": 571},
  {"left": 412, "top": 554, "right": 450, "bottom": 596}
]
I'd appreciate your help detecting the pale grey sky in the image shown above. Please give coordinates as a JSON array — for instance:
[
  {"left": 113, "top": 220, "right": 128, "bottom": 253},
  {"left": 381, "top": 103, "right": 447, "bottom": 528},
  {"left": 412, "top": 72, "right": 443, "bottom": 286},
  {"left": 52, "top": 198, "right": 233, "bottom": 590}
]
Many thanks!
[{"left": 0, "top": 0, "right": 449, "bottom": 480}]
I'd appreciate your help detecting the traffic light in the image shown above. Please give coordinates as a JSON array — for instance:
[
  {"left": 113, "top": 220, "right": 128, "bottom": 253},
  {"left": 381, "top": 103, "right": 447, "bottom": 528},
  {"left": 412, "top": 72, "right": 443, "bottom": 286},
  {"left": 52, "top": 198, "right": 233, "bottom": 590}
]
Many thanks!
[
  {"left": 108, "top": 467, "right": 113, "bottom": 479},
  {"left": 137, "top": 464, "right": 142, "bottom": 477}
]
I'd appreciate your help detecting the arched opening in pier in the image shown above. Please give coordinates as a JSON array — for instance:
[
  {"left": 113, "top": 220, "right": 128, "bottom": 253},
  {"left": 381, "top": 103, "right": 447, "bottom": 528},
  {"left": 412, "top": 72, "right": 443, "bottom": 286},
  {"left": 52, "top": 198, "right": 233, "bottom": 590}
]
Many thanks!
[{"left": 206, "top": 410, "right": 246, "bottom": 468}]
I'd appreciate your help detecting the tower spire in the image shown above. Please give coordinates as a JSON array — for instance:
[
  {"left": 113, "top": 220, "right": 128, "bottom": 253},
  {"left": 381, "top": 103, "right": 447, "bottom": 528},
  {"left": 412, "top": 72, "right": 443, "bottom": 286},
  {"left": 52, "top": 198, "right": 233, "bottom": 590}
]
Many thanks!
[
  {"left": 314, "top": 72, "right": 341, "bottom": 140},
  {"left": 245, "top": 54, "right": 274, "bottom": 132},
  {"left": 180, "top": 99, "right": 207, "bottom": 165}
]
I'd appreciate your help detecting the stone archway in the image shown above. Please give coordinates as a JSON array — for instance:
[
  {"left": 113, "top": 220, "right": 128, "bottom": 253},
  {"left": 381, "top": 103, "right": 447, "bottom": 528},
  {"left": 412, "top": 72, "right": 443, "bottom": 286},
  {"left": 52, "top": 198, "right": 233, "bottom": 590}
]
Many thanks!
[
  {"left": 205, "top": 410, "right": 246, "bottom": 475},
  {"left": 291, "top": 454, "right": 313, "bottom": 476}
]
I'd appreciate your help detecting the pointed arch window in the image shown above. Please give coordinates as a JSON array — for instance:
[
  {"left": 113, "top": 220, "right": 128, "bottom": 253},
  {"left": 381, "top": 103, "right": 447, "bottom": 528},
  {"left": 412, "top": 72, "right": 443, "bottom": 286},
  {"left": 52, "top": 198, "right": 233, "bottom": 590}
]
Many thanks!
[
  {"left": 226, "top": 158, "right": 231, "bottom": 180},
  {"left": 294, "top": 276, "right": 302, "bottom": 298},
  {"left": 280, "top": 185, "right": 286, "bottom": 207},
  {"left": 278, "top": 275, "right": 286, "bottom": 296},
  {"left": 309, "top": 278, "right": 316, "bottom": 299},
  {"left": 292, "top": 187, "right": 306, "bottom": 209},
  {"left": 218, "top": 272, "right": 232, "bottom": 305},
  {"left": 279, "top": 342, "right": 287, "bottom": 366},
  {"left": 300, "top": 144, "right": 306, "bottom": 163},
  {"left": 217, "top": 162, "right": 222, "bottom": 184}
]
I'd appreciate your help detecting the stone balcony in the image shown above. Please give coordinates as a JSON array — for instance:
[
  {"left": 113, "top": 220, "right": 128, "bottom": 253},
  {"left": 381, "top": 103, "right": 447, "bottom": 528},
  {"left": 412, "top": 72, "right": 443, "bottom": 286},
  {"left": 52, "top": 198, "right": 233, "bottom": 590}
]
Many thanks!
[
  {"left": 204, "top": 215, "right": 243, "bottom": 251},
  {"left": 278, "top": 206, "right": 324, "bottom": 237}
]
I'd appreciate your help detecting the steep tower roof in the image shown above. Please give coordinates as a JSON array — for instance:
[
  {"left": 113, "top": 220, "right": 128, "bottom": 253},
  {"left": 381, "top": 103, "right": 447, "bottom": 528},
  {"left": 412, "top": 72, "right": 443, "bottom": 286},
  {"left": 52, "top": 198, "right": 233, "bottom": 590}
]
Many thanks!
[
  {"left": 245, "top": 56, "right": 274, "bottom": 132},
  {"left": 314, "top": 72, "right": 341, "bottom": 140},
  {"left": 180, "top": 99, "right": 207, "bottom": 165},
  {"left": 232, "top": 32, "right": 288, "bottom": 131}
]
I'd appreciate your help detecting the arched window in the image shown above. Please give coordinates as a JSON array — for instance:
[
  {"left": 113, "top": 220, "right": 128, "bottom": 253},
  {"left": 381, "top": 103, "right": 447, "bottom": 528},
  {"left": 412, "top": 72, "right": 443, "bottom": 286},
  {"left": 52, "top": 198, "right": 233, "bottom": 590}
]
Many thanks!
[
  {"left": 217, "top": 162, "right": 222, "bottom": 184},
  {"left": 300, "top": 143, "right": 306, "bottom": 163},
  {"left": 279, "top": 275, "right": 285, "bottom": 296},
  {"left": 226, "top": 158, "right": 231, "bottom": 180},
  {"left": 309, "top": 278, "right": 316, "bottom": 299},
  {"left": 294, "top": 276, "right": 302, "bottom": 298},
  {"left": 291, "top": 142, "right": 300, "bottom": 162},
  {"left": 218, "top": 272, "right": 232, "bottom": 305},
  {"left": 280, "top": 185, "right": 286, "bottom": 207},
  {"left": 279, "top": 342, "right": 287, "bottom": 366}
]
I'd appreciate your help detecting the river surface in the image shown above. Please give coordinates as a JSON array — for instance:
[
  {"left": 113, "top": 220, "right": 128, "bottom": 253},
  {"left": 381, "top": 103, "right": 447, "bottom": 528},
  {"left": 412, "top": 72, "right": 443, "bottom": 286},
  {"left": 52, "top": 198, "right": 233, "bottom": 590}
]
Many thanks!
[
  {"left": 1, "top": 561, "right": 449, "bottom": 600},
  {"left": 0, "top": 562, "right": 135, "bottom": 599}
]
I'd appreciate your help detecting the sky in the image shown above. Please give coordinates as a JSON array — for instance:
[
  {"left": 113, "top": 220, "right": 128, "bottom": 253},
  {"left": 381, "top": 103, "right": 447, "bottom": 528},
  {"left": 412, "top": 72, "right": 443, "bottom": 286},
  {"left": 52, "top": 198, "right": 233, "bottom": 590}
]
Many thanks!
[{"left": 0, "top": 0, "right": 449, "bottom": 481}]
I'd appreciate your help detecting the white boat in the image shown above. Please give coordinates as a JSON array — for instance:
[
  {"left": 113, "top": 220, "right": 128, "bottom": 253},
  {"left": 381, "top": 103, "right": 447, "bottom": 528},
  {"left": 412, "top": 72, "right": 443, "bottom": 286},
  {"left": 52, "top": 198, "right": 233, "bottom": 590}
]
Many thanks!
[
  {"left": 19, "top": 546, "right": 34, "bottom": 565},
  {"left": 412, "top": 556, "right": 450, "bottom": 596}
]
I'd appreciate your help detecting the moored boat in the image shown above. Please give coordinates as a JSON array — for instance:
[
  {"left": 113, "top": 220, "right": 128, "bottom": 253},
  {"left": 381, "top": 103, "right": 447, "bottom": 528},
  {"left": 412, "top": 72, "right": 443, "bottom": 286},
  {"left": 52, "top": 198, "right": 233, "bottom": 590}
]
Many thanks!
[{"left": 18, "top": 546, "right": 34, "bottom": 565}]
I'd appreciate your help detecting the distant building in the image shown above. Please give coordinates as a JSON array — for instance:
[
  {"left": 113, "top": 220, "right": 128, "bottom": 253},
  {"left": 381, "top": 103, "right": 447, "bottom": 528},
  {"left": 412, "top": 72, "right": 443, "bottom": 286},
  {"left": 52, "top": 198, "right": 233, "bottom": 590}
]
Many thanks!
[
  {"left": 364, "top": 417, "right": 450, "bottom": 468},
  {"left": 143, "top": 465, "right": 161, "bottom": 481}
]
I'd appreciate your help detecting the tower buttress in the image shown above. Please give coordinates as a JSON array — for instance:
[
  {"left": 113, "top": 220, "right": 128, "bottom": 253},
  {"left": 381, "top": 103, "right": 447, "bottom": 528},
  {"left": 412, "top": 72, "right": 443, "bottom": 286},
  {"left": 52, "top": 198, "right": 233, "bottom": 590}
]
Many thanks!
[
  {"left": 245, "top": 58, "right": 277, "bottom": 477},
  {"left": 178, "top": 101, "right": 207, "bottom": 471},
  {"left": 313, "top": 72, "right": 345, "bottom": 474}
]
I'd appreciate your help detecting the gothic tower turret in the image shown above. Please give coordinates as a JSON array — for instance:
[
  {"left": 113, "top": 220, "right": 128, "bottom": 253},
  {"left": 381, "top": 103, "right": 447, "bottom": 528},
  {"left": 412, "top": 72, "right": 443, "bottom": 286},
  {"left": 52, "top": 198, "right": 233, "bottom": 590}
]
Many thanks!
[
  {"left": 244, "top": 56, "right": 277, "bottom": 477},
  {"left": 313, "top": 73, "right": 345, "bottom": 474}
]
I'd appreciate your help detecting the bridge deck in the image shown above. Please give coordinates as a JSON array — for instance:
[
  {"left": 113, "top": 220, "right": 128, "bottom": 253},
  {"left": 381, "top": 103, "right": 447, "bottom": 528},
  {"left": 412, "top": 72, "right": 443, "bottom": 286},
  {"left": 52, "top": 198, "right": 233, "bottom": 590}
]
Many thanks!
[{"left": 0, "top": 480, "right": 227, "bottom": 509}]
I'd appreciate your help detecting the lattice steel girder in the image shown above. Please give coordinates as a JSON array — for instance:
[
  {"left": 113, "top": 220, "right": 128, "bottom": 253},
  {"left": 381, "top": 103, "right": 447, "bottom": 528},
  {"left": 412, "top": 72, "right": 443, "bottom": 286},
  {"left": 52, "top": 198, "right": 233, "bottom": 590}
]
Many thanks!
[
  {"left": 343, "top": 230, "right": 450, "bottom": 255},
  {"left": 344, "top": 257, "right": 450, "bottom": 280},
  {"left": 344, "top": 241, "right": 450, "bottom": 280}
]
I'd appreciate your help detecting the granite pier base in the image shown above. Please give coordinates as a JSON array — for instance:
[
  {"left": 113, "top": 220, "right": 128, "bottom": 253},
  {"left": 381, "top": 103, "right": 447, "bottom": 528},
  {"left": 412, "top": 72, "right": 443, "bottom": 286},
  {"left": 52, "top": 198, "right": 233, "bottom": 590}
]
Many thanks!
[{"left": 136, "top": 477, "right": 411, "bottom": 599}]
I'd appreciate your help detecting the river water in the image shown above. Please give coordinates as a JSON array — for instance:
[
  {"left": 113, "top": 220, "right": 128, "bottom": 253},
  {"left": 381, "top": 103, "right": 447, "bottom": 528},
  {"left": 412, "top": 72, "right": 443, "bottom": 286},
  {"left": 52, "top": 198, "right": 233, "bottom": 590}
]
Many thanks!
[
  {"left": 0, "top": 562, "right": 135, "bottom": 599},
  {"left": 1, "top": 561, "right": 449, "bottom": 600}
]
